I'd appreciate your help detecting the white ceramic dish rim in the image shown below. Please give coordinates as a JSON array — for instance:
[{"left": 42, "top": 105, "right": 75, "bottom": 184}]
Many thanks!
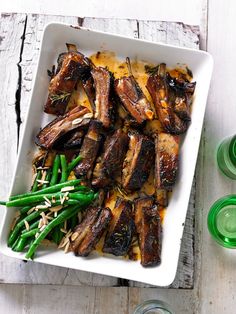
[{"left": 0, "top": 22, "right": 213, "bottom": 286}]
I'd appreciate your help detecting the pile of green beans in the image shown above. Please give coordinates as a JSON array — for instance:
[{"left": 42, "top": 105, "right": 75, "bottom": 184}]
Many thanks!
[{"left": 0, "top": 154, "right": 96, "bottom": 259}]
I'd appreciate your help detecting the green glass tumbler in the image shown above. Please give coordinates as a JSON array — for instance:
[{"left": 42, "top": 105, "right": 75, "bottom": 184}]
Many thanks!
[
  {"left": 217, "top": 135, "right": 236, "bottom": 179},
  {"left": 208, "top": 195, "right": 236, "bottom": 248}
]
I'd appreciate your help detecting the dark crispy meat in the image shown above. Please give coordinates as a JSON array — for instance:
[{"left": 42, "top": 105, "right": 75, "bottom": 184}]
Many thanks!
[
  {"left": 146, "top": 64, "right": 175, "bottom": 133},
  {"left": 167, "top": 73, "right": 196, "bottom": 121},
  {"left": 156, "top": 189, "right": 168, "bottom": 207},
  {"left": 74, "top": 120, "right": 103, "bottom": 179},
  {"left": 92, "top": 129, "right": 129, "bottom": 188},
  {"left": 91, "top": 67, "right": 114, "bottom": 128},
  {"left": 35, "top": 106, "right": 91, "bottom": 149},
  {"left": 71, "top": 207, "right": 112, "bottom": 257},
  {"left": 155, "top": 133, "right": 179, "bottom": 190},
  {"left": 54, "top": 129, "right": 85, "bottom": 151},
  {"left": 122, "top": 133, "right": 154, "bottom": 191},
  {"left": 135, "top": 204, "right": 162, "bottom": 267},
  {"left": 45, "top": 51, "right": 91, "bottom": 115},
  {"left": 147, "top": 63, "right": 190, "bottom": 134},
  {"left": 114, "top": 76, "right": 154, "bottom": 124},
  {"left": 134, "top": 196, "right": 154, "bottom": 234},
  {"left": 103, "top": 197, "right": 135, "bottom": 256}
]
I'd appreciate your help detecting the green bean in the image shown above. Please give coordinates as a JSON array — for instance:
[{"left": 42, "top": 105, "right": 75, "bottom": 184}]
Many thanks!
[
  {"left": 0, "top": 201, "right": 6, "bottom": 205},
  {"left": 50, "top": 155, "right": 60, "bottom": 186},
  {"left": 8, "top": 207, "right": 48, "bottom": 247},
  {"left": 21, "top": 228, "right": 39, "bottom": 239},
  {"left": 20, "top": 206, "right": 32, "bottom": 215},
  {"left": 67, "top": 155, "right": 82, "bottom": 174},
  {"left": 26, "top": 205, "right": 81, "bottom": 259},
  {"left": 70, "top": 214, "right": 78, "bottom": 230},
  {"left": 13, "top": 237, "right": 28, "bottom": 252},
  {"left": 42, "top": 169, "right": 52, "bottom": 189},
  {"left": 31, "top": 171, "right": 42, "bottom": 192},
  {"left": 21, "top": 220, "right": 39, "bottom": 234},
  {"left": 60, "top": 155, "right": 68, "bottom": 183},
  {"left": 7, "top": 191, "right": 93, "bottom": 208},
  {"left": 10, "top": 179, "right": 81, "bottom": 201}
]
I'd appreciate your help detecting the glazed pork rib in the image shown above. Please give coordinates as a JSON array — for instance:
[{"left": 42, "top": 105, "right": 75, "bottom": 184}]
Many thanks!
[
  {"left": 167, "top": 73, "right": 196, "bottom": 121},
  {"left": 122, "top": 132, "right": 154, "bottom": 191},
  {"left": 91, "top": 67, "right": 114, "bottom": 128},
  {"left": 35, "top": 106, "right": 91, "bottom": 149},
  {"left": 74, "top": 120, "right": 103, "bottom": 179},
  {"left": 45, "top": 51, "right": 91, "bottom": 115},
  {"left": 155, "top": 133, "right": 179, "bottom": 190},
  {"left": 103, "top": 197, "right": 135, "bottom": 256},
  {"left": 71, "top": 207, "right": 112, "bottom": 257},
  {"left": 134, "top": 197, "right": 162, "bottom": 267},
  {"left": 114, "top": 59, "right": 154, "bottom": 124},
  {"left": 146, "top": 63, "right": 188, "bottom": 134},
  {"left": 92, "top": 129, "right": 129, "bottom": 188}
]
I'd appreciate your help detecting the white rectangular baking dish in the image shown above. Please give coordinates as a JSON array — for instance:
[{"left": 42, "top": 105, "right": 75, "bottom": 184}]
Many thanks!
[{"left": 0, "top": 22, "right": 213, "bottom": 286}]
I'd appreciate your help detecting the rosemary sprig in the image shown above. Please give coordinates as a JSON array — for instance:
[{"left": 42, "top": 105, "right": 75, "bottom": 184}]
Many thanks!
[{"left": 49, "top": 91, "right": 71, "bottom": 104}]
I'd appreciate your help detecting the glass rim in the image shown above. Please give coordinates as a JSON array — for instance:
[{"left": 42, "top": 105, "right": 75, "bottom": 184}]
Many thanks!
[
  {"left": 133, "top": 299, "right": 174, "bottom": 314},
  {"left": 207, "top": 194, "right": 236, "bottom": 248}
]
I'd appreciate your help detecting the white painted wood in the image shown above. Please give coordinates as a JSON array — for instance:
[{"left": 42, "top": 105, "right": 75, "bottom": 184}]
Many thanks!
[
  {"left": 197, "top": 0, "right": 236, "bottom": 313},
  {"left": 0, "top": 0, "right": 202, "bottom": 25},
  {"left": 0, "top": 14, "right": 198, "bottom": 289}
]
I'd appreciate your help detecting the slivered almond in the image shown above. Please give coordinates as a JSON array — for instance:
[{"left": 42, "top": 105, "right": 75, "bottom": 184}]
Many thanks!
[
  {"left": 64, "top": 241, "right": 70, "bottom": 253},
  {"left": 64, "top": 220, "right": 67, "bottom": 231},
  {"left": 72, "top": 113, "right": 93, "bottom": 125},
  {"left": 40, "top": 212, "right": 47, "bottom": 225},
  {"left": 60, "top": 228, "right": 67, "bottom": 234},
  {"left": 36, "top": 166, "right": 50, "bottom": 170},
  {"left": 58, "top": 236, "right": 70, "bottom": 249},
  {"left": 54, "top": 212, "right": 58, "bottom": 218},
  {"left": 71, "top": 232, "right": 79, "bottom": 242},
  {"left": 52, "top": 196, "right": 56, "bottom": 203},
  {"left": 44, "top": 201, "right": 51, "bottom": 208},
  {"left": 35, "top": 232, "right": 39, "bottom": 238},
  {"left": 31, "top": 172, "right": 37, "bottom": 187},
  {"left": 49, "top": 205, "right": 63, "bottom": 212},
  {"left": 24, "top": 220, "right": 30, "bottom": 231},
  {"left": 38, "top": 218, "right": 44, "bottom": 229},
  {"left": 40, "top": 225, "right": 46, "bottom": 232},
  {"left": 61, "top": 186, "right": 74, "bottom": 193},
  {"left": 36, "top": 179, "right": 49, "bottom": 184},
  {"left": 36, "top": 204, "right": 49, "bottom": 209},
  {"left": 27, "top": 207, "right": 35, "bottom": 215},
  {"left": 43, "top": 196, "right": 51, "bottom": 206}
]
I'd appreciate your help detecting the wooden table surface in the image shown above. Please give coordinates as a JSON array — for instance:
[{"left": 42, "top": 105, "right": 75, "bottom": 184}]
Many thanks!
[{"left": 0, "top": 1, "right": 236, "bottom": 313}]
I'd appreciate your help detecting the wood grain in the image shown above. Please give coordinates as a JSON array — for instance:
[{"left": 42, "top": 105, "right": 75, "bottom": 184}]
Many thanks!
[{"left": 0, "top": 13, "right": 199, "bottom": 289}]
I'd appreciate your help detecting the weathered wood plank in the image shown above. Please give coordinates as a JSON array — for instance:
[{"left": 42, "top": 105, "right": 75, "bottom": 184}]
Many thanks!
[{"left": 0, "top": 13, "right": 198, "bottom": 289}]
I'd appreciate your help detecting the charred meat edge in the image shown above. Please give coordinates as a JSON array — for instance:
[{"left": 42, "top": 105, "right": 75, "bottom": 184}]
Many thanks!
[
  {"left": 71, "top": 207, "right": 112, "bottom": 257},
  {"left": 92, "top": 129, "right": 129, "bottom": 188},
  {"left": 156, "top": 189, "right": 168, "bottom": 207},
  {"left": 114, "top": 59, "right": 154, "bottom": 124},
  {"left": 35, "top": 106, "right": 90, "bottom": 149},
  {"left": 91, "top": 67, "right": 114, "bottom": 128},
  {"left": 103, "top": 197, "right": 135, "bottom": 256},
  {"left": 139, "top": 205, "right": 162, "bottom": 267},
  {"left": 122, "top": 132, "right": 154, "bottom": 191},
  {"left": 167, "top": 73, "right": 196, "bottom": 121},
  {"left": 45, "top": 51, "right": 91, "bottom": 116},
  {"left": 74, "top": 120, "right": 103, "bottom": 179},
  {"left": 155, "top": 133, "right": 179, "bottom": 190},
  {"left": 134, "top": 196, "right": 154, "bottom": 234},
  {"left": 146, "top": 63, "right": 189, "bottom": 134}
]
